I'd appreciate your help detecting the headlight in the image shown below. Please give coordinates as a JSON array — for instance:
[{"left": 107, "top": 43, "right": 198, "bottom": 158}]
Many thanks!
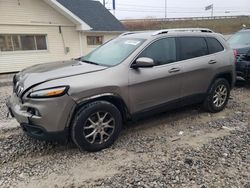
[{"left": 28, "top": 86, "right": 69, "bottom": 98}]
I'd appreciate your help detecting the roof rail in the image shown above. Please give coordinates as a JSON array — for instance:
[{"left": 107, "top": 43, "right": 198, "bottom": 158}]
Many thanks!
[
  {"left": 119, "top": 30, "right": 153, "bottom": 37},
  {"left": 152, "top": 28, "right": 214, "bottom": 36},
  {"left": 241, "top": 27, "right": 250, "bottom": 30},
  {"left": 119, "top": 32, "right": 136, "bottom": 37}
]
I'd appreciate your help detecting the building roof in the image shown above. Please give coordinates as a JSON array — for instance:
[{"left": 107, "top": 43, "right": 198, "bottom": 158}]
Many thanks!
[{"left": 57, "top": 0, "right": 126, "bottom": 32}]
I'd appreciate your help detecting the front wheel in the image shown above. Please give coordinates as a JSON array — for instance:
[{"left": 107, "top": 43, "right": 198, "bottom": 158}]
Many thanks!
[
  {"left": 71, "top": 101, "right": 122, "bottom": 152},
  {"left": 203, "top": 78, "right": 230, "bottom": 113}
]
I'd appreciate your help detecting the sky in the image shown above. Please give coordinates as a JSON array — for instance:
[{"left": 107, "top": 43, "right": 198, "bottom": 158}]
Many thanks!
[{"left": 96, "top": 0, "right": 250, "bottom": 20}]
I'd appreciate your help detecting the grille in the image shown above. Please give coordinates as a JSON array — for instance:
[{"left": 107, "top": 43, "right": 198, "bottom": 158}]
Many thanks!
[
  {"left": 236, "top": 54, "right": 246, "bottom": 62},
  {"left": 13, "top": 76, "right": 24, "bottom": 97}
]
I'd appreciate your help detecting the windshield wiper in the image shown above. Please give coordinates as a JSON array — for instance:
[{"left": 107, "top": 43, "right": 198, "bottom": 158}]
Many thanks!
[{"left": 80, "top": 59, "right": 100, "bottom": 66}]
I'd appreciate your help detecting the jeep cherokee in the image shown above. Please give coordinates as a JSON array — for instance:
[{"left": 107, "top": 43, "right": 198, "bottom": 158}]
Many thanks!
[{"left": 7, "top": 28, "right": 236, "bottom": 151}]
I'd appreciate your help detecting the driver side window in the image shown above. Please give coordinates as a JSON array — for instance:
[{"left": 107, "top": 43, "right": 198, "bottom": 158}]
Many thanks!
[{"left": 139, "top": 38, "right": 177, "bottom": 66}]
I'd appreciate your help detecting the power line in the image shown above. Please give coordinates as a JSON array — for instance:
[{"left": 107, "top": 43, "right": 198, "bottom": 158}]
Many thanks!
[
  {"left": 99, "top": 1, "right": 250, "bottom": 11},
  {"left": 115, "top": 6, "right": 250, "bottom": 12},
  {"left": 110, "top": 6, "right": 250, "bottom": 13},
  {"left": 113, "top": 3, "right": 249, "bottom": 10},
  {"left": 114, "top": 8, "right": 250, "bottom": 13},
  {"left": 97, "top": 0, "right": 250, "bottom": 17}
]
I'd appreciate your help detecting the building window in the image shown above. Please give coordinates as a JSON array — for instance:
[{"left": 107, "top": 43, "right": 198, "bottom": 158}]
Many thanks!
[
  {"left": 87, "top": 36, "right": 103, "bottom": 45},
  {"left": 0, "top": 34, "right": 47, "bottom": 52}
]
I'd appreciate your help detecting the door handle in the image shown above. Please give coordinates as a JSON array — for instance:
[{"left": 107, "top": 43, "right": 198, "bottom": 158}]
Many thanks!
[
  {"left": 168, "top": 68, "right": 180, "bottom": 73},
  {"left": 208, "top": 60, "right": 217, "bottom": 64}
]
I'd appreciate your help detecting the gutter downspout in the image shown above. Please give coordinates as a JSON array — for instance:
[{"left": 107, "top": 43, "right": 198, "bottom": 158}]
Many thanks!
[
  {"left": 59, "top": 26, "right": 67, "bottom": 54},
  {"left": 79, "top": 31, "right": 83, "bottom": 56}
]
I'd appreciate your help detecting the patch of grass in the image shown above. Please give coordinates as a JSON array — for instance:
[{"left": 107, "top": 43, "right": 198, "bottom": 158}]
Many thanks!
[{"left": 122, "top": 16, "right": 250, "bottom": 34}]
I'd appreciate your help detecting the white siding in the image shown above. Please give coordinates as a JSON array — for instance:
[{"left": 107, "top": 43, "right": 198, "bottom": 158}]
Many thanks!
[
  {"left": 81, "top": 33, "right": 119, "bottom": 55},
  {"left": 0, "top": 0, "right": 74, "bottom": 26},
  {"left": 0, "top": 0, "right": 122, "bottom": 73},
  {"left": 0, "top": 0, "right": 81, "bottom": 73},
  {"left": 0, "top": 25, "right": 80, "bottom": 73}
]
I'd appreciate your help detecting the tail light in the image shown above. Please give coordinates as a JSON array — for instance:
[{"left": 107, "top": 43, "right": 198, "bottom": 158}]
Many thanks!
[{"left": 233, "top": 49, "right": 238, "bottom": 64}]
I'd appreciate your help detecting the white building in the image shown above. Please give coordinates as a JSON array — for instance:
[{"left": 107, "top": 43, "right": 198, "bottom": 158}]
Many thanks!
[{"left": 0, "top": 0, "right": 126, "bottom": 73}]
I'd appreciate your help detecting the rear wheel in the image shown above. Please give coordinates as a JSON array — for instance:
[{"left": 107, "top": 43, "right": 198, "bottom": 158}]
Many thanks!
[
  {"left": 71, "top": 101, "right": 122, "bottom": 152},
  {"left": 203, "top": 78, "right": 230, "bottom": 113}
]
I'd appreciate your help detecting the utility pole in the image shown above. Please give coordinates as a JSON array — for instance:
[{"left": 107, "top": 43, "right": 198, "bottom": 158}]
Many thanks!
[
  {"left": 211, "top": 4, "right": 214, "bottom": 17},
  {"left": 165, "top": 0, "right": 167, "bottom": 19},
  {"left": 112, "top": 0, "right": 116, "bottom": 16},
  {"left": 103, "top": 0, "right": 106, "bottom": 7}
]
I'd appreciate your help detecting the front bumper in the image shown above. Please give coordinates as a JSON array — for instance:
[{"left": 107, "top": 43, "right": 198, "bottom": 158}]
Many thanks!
[
  {"left": 236, "top": 60, "right": 250, "bottom": 81},
  {"left": 20, "top": 123, "right": 69, "bottom": 141},
  {"left": 6, "top": 93, "right": 76, "bottom": 141}
]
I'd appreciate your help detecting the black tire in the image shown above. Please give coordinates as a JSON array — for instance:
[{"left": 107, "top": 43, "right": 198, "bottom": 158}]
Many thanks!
[
  {"left": 203, "top": 78, "right": 230, "bottom": 113},
  {"left": 71, "top": 101, "right": 122, "bottom": 152}
]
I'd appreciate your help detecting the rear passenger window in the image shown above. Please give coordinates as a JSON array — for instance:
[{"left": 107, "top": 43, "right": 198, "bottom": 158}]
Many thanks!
[
  {"left": 139, "top": 38, "right": 176, "bottom": 66},
  {"left": 178, "top": 37, "right": 208, "bottom": 61},
  {"left": 206, "top": 37, "right": 224, "bottom": 54}
]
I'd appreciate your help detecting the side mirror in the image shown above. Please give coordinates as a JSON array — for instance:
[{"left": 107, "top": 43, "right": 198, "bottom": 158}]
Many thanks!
[{"left": 131, "top": 57, "right": 155, "bottom": 69}]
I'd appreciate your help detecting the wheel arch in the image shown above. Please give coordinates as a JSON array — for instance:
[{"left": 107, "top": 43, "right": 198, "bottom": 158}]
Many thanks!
[
  {"left": 208, "top": 72, "right": 234, "bottom": 92},
  {"left": 72, "top": 93, "right": 131, "bottom": 124}
]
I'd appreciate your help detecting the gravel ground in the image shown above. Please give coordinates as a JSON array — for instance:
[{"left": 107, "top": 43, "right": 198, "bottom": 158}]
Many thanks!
[
  {"left": 0, "top": 86, "right": 12, "bottom": 122},
  {"left": 0, "top": 84, "right": 249, "bottom": 188}
]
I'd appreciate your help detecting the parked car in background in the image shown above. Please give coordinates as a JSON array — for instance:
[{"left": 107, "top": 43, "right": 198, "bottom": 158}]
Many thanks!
[
  {"left": 228, "top": 28, "right": 250, "bottom": 81},
  {"left": 7, "top": 28, "right": 236, "bottom": 152}
]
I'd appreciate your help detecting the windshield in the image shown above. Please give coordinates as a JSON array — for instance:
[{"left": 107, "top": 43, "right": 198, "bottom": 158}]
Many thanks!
[
  {"left": 228, "top": 31, "right": 250, "bottom": 47},
  {"left": 81, "top": 38, "right": 145, "bottom": 67}
]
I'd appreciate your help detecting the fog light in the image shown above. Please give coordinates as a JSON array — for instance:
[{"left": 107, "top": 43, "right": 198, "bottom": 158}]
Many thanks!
[{"left": 27, "top": 107, "right": 40, "bottom": 116}]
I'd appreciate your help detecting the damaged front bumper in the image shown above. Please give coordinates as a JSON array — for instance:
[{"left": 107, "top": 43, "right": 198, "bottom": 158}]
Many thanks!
[{"left": 6, "top": 92, "right": 76, "bottom": 142}]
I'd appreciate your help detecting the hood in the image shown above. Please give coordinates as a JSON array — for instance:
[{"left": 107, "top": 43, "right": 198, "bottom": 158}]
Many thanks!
[
  {"left": 232, "top": 45, "right": 250, "bottom": 54},
  {"left": 14, "top": 60, "right": 107, "bottom": 93}
]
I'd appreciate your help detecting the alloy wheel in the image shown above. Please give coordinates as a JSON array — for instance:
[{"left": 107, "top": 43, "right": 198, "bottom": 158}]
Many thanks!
[
  {"left": 83, "top": 111, "right": 115, "bottom": 144},
  {"left": 213, "top": 84, "right": 228, "bottom": 108}
]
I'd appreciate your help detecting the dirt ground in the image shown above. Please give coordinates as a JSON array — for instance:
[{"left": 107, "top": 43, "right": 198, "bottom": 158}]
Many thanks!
[{"left": 0, "top": 84, "right": 249, "bottom": 188}]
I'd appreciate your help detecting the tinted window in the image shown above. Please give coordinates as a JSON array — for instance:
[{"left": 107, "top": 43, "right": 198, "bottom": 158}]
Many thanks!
[
  {"left": 206, "top": 37, "right": 224, "bottom": 54},
  {"left": 139, "top": 38, "right": 176, "bottom": 66},
  {"left": 178, "top": 37, "right": 208, "bottom": 60}
]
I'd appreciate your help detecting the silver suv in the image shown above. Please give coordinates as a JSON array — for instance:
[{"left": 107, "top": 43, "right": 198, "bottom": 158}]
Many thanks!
[{"left": 7, "top": 28, "right": 236, "bottom": 151}]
